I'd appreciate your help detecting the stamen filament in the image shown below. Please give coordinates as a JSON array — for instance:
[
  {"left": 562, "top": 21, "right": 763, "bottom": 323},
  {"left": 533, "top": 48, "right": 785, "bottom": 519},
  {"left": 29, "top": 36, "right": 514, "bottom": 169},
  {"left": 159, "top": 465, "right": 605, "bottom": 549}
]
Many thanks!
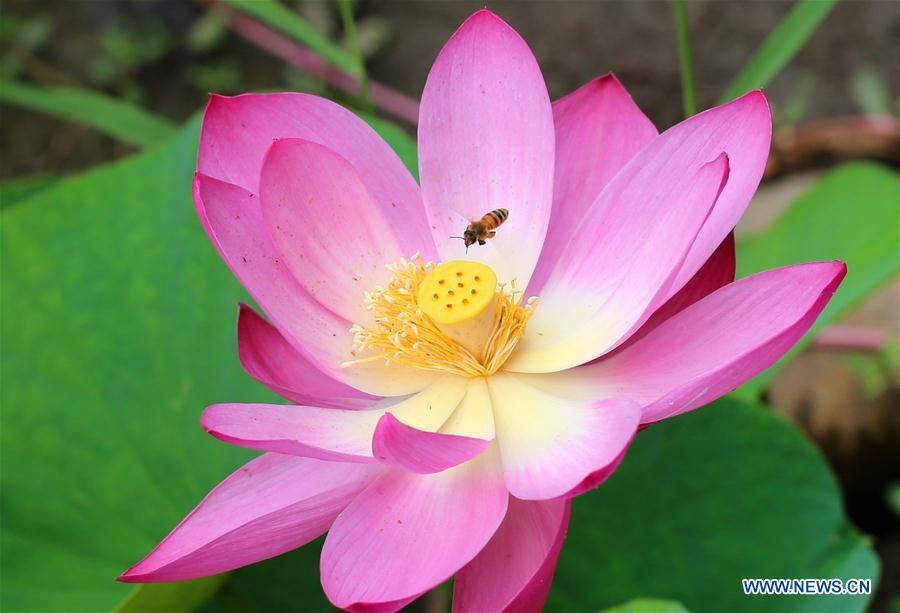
[{"left": 341, "top": 254, "right": 537, "bottom": 377}]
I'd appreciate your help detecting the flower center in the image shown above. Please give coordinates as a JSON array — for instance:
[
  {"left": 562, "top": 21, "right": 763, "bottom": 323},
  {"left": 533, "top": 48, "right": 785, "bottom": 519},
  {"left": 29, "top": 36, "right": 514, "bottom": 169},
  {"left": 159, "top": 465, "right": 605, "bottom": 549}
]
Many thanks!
[{"left": 343, "top": 254, "right": 537, "bottom": 377}]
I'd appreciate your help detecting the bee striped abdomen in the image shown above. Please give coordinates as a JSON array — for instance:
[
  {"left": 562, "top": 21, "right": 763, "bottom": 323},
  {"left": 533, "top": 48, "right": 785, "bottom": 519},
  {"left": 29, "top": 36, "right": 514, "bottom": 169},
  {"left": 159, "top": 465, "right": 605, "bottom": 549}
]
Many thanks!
[{"left": 482, "top": 208, "right": 509, "bottom": 229}]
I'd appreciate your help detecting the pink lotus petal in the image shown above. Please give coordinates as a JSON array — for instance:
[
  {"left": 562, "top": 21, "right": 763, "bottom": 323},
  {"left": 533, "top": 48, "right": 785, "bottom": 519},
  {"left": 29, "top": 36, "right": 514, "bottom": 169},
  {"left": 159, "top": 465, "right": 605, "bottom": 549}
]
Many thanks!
[
  {"left": 614, "top": 232, "right": 736, "bottom": 351},
  {"left": 507, "top": 153, "right": 730, "bottom": 373},
  {"left": 321, "top": 450, "right": 508, "bottom": 611},
  {"left": 238, "top": 303, "right": 379, "bottom": 409},
  {"left": 439, "top": 377, "right": 496, "bottom": 440},
  {"left": 528, "top": 74, "right": 658, "bottom": 294},
  {"left": 551, "top": 261, "right": 846, "bottom": 424},
  {"left": 198, "top": 93, "right": 435, "bottom": 261},
  {"left": 202, "top": 403, "right": 382, "bottom": 462},
  {"left": 372, "top": 413, "right": 492, "bottom": 474},
  {"left": 194, "top": 173, "right": 436, "bottom": 397},
  {"left": 652, "top": 92, "right": 771, "bottom": 297},
  {"left": 630, "top": 262, "right": 845, "bottom": 423},
  {"left": 643, "top": 231, "right": 736, "bottom": 329},
  {"left": 118, "top": 453, "right": 381, "bottom": 582},
  {"left": 202, "top": 377, "right": 469, "bottom": 462},
  {"left": 418, "top": 9, "right": 555, "bottom": 286},
  {"left": 557, "top": 442, "right": 631, "bottom": 498},
  {"left": 487, "top": 373, "right": 641, "bottom": 500},
  {"left": 194, "top": 173, "right": 343, "bottom": 370},
  {"left": 260, "top": 138, "right": 409, "bottom": 323},
  {"left": 453, "top": 497, "right": 570, "bottom": 613}
]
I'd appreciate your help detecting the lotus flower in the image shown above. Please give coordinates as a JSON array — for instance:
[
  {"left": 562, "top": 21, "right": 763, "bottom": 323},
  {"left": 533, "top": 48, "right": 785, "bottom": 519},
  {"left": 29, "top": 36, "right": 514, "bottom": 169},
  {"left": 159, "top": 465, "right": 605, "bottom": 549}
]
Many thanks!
[{"left": 119, "top": 9, "right": 845, "bottom": 611}]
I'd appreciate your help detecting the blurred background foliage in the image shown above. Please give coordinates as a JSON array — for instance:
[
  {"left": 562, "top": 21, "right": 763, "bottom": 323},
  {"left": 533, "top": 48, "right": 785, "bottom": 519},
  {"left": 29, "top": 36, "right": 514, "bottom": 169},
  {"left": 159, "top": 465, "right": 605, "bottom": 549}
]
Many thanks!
[{"left": 1, "top": 1, "right": 898, "bottom": 612}]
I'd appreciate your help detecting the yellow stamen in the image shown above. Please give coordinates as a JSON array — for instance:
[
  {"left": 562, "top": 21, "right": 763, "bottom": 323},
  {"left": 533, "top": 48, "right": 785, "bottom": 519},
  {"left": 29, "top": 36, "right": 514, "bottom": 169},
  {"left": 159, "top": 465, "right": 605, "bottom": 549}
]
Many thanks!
[{"left": 342, "top": 254, "right": 538, "bottom": 377}]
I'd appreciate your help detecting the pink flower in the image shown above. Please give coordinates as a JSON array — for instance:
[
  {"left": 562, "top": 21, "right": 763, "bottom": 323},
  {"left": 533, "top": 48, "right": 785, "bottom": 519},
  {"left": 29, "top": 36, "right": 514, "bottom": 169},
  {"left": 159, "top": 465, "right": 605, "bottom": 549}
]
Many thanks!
[{"left": 119, "top": 10, "right": 845, "bottom": 612}]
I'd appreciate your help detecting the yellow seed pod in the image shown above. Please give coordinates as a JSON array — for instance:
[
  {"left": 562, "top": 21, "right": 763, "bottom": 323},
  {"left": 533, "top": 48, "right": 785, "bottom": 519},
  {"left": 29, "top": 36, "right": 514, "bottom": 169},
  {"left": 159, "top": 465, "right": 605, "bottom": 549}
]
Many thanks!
[{"left": 417, "top": 261, "right": 497, "bottom": 357}]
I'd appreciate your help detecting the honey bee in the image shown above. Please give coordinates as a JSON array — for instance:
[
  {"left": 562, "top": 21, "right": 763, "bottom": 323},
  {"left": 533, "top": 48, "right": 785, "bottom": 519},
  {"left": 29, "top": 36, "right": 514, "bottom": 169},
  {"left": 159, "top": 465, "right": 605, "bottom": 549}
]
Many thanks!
[{"left": 452, "top": 208, "right": 509, "bottom": 252}]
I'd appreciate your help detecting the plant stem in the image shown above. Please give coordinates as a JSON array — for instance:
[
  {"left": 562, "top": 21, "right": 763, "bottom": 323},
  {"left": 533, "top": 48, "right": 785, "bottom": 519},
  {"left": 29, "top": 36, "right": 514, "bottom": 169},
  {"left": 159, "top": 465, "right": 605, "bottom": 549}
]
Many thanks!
[
  {"left": 674, "top": 0, "right": 698, "bottom": 117},
  {"left": 338, "top": 0, "right": 369, "bottom": 110},
  {"left": 225, "top": 9, "right": 419, "bottom": 124}
]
